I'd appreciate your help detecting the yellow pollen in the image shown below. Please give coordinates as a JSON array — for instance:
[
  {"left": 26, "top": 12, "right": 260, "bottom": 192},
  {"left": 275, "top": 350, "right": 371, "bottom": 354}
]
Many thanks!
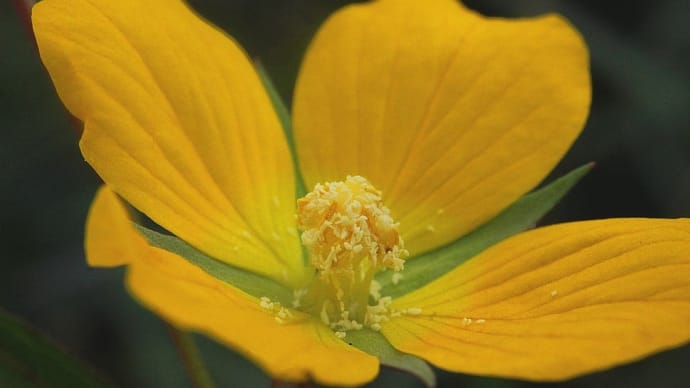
[
  {"left": 297, "top": 175, "right": 407, "bottom": 274},
  {"left": 369, "top": 280, "right": 382, "bottom": 301},
  {"left": 391, "top": 273, "right": 404, "bottom": 285},
  {"left": 296, "top": 175, "right": 409, "bottom": 330},
  {"left": 292, "top": 288, "right": 308, "bottom": 308}
]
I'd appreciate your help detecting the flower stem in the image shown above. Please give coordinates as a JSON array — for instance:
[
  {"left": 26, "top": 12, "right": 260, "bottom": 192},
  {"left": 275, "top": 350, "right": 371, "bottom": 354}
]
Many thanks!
[
  {"left": 12, "top": 0, "right": 36, "bottom": 49},
  {"left": 166, "top": 323, "right": 215, "bottom": 388}
]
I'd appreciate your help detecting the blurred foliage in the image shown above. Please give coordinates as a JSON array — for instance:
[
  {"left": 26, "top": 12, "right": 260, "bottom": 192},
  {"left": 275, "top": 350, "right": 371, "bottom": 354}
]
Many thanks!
[
  {"left": 0, "top": 309, "right": 112, "bottom": 387},
  {"left": 1, "top": 0, "right": 688, "bottom": 387}
]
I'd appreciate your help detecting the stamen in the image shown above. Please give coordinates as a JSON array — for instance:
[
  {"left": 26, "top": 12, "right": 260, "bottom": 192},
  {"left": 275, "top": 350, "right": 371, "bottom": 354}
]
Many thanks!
[
  {"left": 370, "top": 280, "right": 382, "bottom": 301},
  {"left": 292, "top": 288, "right": 308, "bottom": 308},
  {"left": 259, "top": 297, "right": 296, "bottom": 324},
  {"left": 259, "top": 296, "right": 275, "bottom": 310},
  {"left": 275, "top": 307, "right": 293, "bottom": 324},
  {"left": 296, "top": 176, "right": 409, "bottom": 330},
  {"left": 297, "top": 175, "right": 407, "bottom": 275},
  {"left": 391, "top": 273, "right": 404, "bottom": 285}
]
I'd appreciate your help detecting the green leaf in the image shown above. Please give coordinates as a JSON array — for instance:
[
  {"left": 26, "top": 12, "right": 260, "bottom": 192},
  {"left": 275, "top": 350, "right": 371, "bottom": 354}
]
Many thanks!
[
  {"left": 378, "top": 163, "right": 594, "bottom": 298},
  {"left": 135, "top": 224, "right": 294, "bottom": 305},
  {"left": 255, "top": 60, "right": 310, "bottom": 267},
  {"left": 346, "top": 329, "right": 435, "bottom": 387},
  {"left": 255, "top": 60, "right": 307, "bottom": 199},
  {"left": 0, "top": 309, "right": 112, "bottom": 388}
]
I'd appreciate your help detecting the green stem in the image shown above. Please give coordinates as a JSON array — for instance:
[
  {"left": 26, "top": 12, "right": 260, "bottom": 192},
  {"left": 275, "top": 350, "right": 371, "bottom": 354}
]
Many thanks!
[{"left": 166, "top": 323, "right": 215, "bottom": 388}]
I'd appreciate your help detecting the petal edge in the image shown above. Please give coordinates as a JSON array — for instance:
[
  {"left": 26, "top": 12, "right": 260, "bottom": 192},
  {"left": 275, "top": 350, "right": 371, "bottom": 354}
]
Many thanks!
[{"left": 382, "top": 218, "right": 690, "bottom": 380}]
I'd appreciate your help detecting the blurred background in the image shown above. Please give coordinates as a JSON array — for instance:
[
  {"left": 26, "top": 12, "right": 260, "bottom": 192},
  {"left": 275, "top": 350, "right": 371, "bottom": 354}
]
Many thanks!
[{"left": 1, "top": 0, "right": 688, "bottom": 387}]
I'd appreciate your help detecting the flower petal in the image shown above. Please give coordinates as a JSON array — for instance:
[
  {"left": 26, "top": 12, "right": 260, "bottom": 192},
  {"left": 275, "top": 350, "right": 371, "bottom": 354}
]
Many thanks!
[
  {"left": 293, "top": 0, "right": 590, "bottom": 255},
  {"left": 33, "top": 0, "right": 304, "bottom": 284},
  {"left": 381, "top": 218, "right": 690, "bottom": 381},
  {"left": 86, "top": 186, "right": 379, "bottom": 385}
]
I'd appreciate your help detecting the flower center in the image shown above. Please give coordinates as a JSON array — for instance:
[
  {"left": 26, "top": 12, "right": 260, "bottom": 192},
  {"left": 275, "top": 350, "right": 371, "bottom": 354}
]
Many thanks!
[{"left": 295, "top": 175, "right": 408, "bottom": 333}]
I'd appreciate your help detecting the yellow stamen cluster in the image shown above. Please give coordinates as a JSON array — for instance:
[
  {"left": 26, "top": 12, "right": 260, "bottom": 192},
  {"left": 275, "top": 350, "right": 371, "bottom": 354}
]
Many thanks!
[
  {"left": 295, "top": 175, "right": 409, "bottom": 332},
  {"left": 297, "top": 175, "right": 407, "bottom": 273}
]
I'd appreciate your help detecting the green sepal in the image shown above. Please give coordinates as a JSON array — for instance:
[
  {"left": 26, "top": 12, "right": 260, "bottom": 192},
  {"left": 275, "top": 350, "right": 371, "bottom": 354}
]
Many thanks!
[
  {"left": 378, "top": 163, "right": 594, "bottom": 298},
  {"left": 255, "top": 60, "right": 307, "bottom": 199},
  {"left": 135, "top": 224, "right": 294, "bottom": 306},
  {"left": 255, "top": 61, "right": 311, "bottom": 267},
  {"left": 346, "top": 329, "right": 436, "bottom": 387},
  {"left": 0, "top": 309, "right": 112, "bottom": 388}
]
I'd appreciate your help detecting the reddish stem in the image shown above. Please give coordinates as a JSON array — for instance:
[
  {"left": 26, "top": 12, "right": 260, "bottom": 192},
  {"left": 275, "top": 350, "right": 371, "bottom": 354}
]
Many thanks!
[
  {"left": 12, "top": 0, "right": 36, "bottom": 50},
  {"left": 13, "top": 0, "right": 85, "bottom": 137}
]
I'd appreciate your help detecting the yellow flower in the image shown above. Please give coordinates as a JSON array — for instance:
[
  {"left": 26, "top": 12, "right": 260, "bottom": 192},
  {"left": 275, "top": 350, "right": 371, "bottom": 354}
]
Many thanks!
[{"left": 33, "top": 0, "right": 690, "bottom": 386}]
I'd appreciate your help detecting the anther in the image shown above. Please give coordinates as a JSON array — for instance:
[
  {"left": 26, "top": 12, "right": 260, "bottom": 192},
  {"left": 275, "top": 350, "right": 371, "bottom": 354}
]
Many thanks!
[{"left": 296, "top": 176, "right": 409, "bottom": 330}]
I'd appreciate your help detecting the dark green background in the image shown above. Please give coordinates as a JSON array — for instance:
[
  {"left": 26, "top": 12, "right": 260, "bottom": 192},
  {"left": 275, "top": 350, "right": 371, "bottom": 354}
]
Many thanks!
[{"left": 1, "top": 0, "right": 688, "bottom": 387}]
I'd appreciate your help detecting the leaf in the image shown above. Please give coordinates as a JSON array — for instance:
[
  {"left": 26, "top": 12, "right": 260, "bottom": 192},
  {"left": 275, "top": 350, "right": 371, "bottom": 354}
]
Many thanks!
[
  {"left": 0, "top": 309, "right": 112, "bottom": 388},
  {"left": 135, "top": 224, "right": 294, "bottom": 305},
  {"left": 346, "top": 329, "right": 436, "bottom": 387},
  {"left": 378, "top": 163, "right": 594, "bottom": 298},
  {"left": 255, "top": 60, "right": 307, "bottom": 199},
  {"left": 255, "top": 60, "right": 310, "bottom": 267}
]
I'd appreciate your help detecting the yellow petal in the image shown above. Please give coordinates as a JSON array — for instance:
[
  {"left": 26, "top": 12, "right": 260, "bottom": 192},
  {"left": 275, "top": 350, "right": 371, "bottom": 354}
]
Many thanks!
[
  {"left": 86, "top": 186, "right": 379, "bottom": 385},
  {"left": 382, "top": 218, "right": 690, "bottom": 381},
  {"left": 33, "top": 0, "right": 304, "bottom": 284},
  {"left": 293, "top": 0, "right": 590, "bottom": 255},
  {"left": 85, "top": 187, "right": 143, "bottom": 268}
]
